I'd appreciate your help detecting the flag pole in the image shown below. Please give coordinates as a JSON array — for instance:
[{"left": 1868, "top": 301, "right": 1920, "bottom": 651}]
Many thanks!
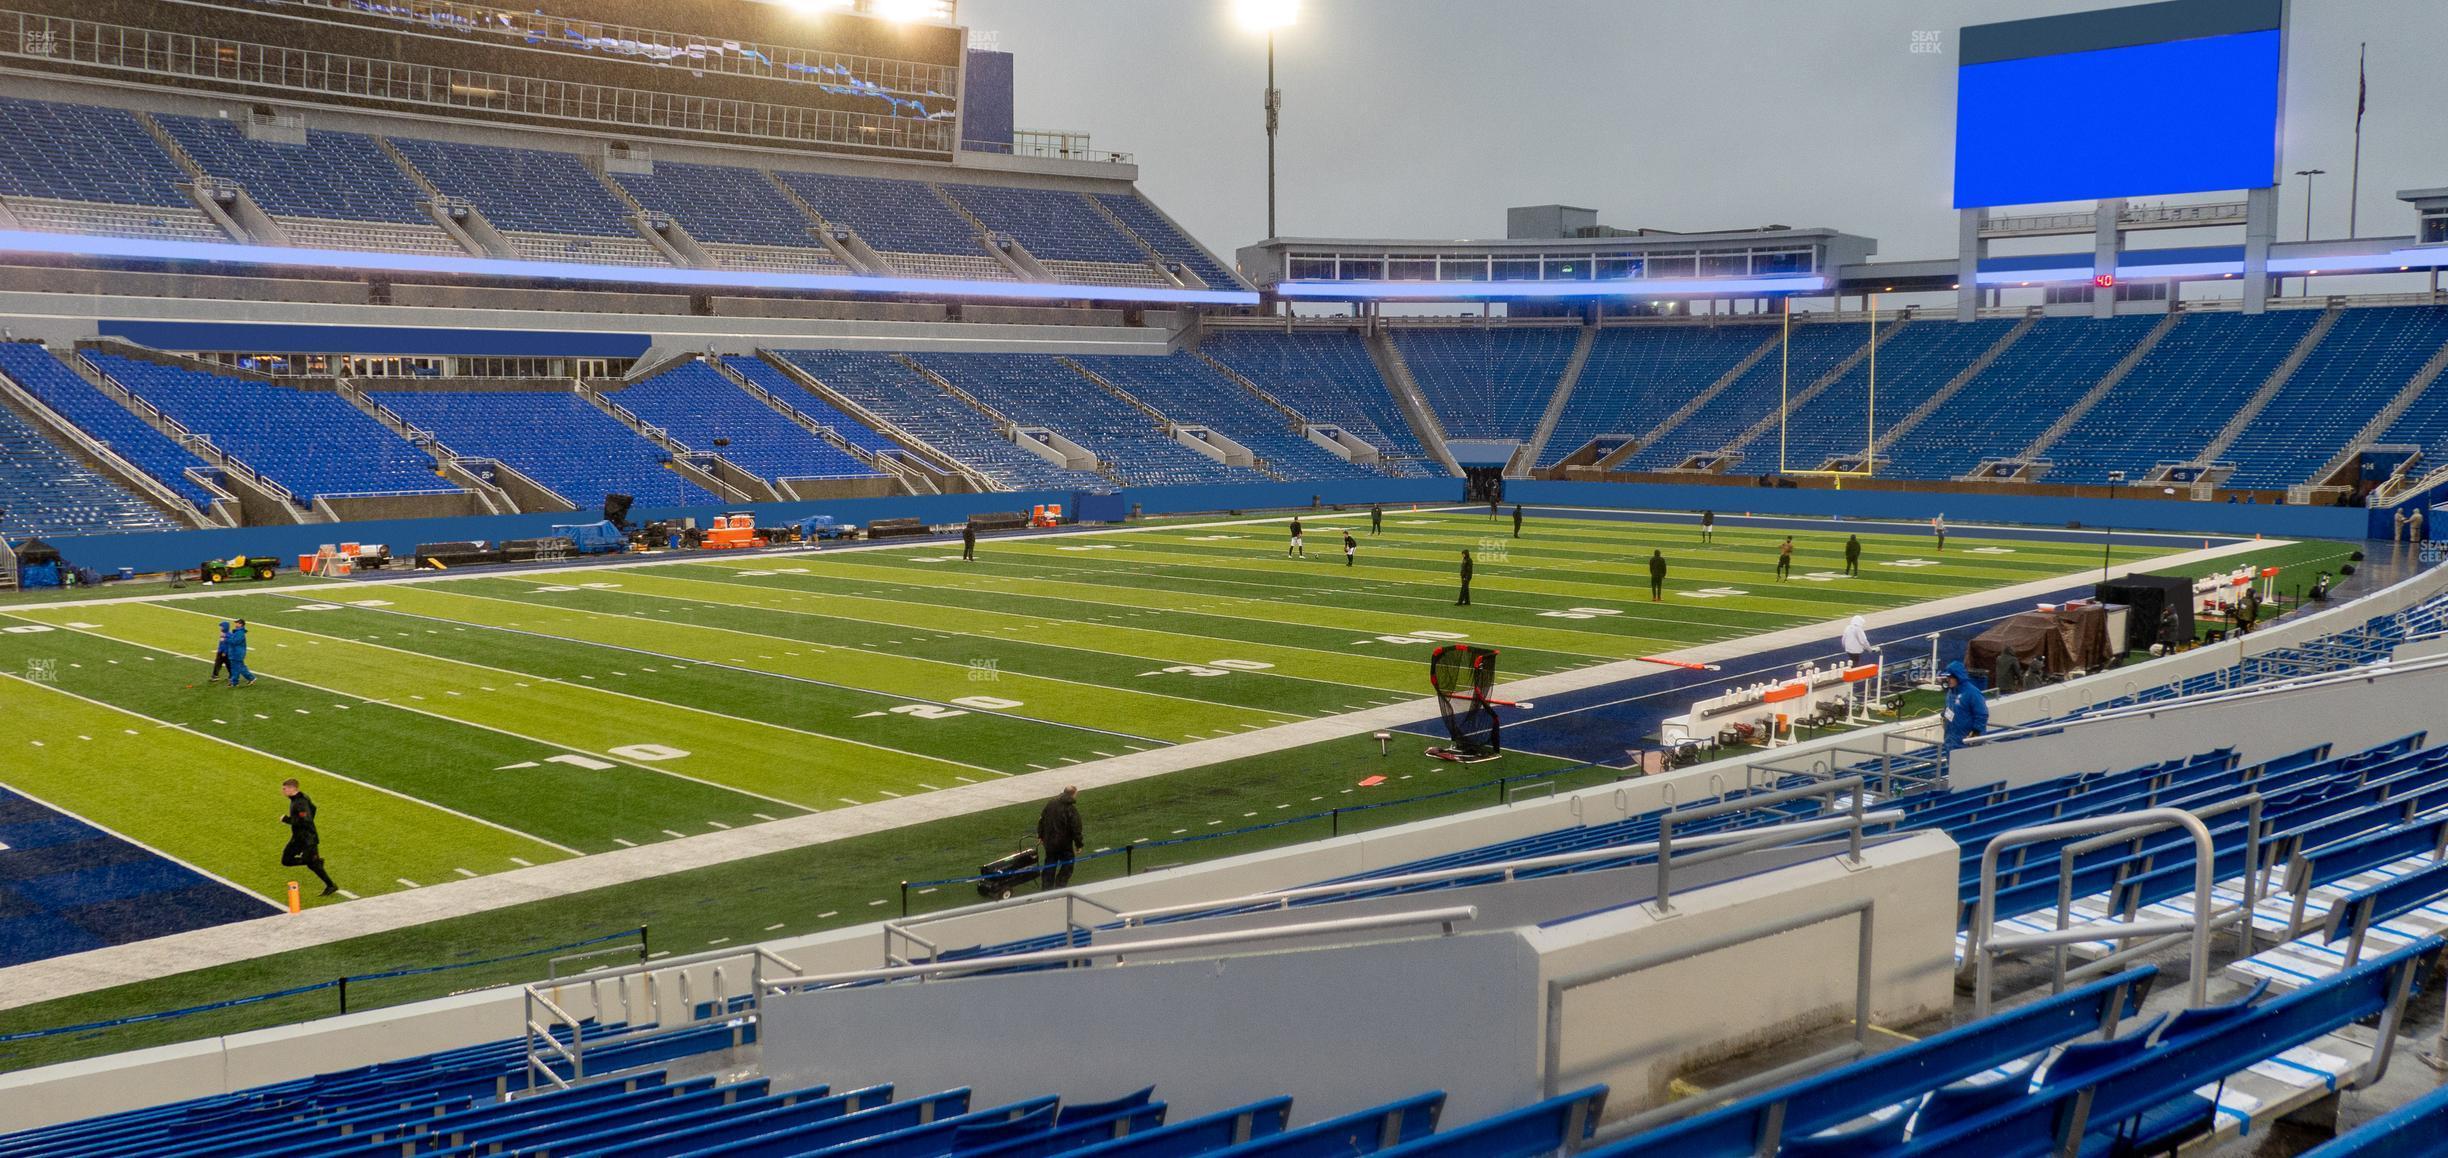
[{"left": 2349, "top": 42, "right": 2366, "bottom": 238}]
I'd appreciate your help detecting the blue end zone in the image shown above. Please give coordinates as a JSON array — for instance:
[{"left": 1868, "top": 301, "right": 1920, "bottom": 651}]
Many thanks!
[{"left": 0, "top": 790, "right": 273, "bottom": 967}]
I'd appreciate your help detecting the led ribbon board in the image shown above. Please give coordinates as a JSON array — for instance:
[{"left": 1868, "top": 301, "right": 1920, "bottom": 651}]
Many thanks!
[{"left": 1953, "top": 0, "right": 2283, "bottom": 209}]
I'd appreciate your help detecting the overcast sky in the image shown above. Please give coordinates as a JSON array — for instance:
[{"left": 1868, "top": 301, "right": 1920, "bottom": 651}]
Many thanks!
[{"left": 958, "top": 0, "right": 2446, "bottom": 270}]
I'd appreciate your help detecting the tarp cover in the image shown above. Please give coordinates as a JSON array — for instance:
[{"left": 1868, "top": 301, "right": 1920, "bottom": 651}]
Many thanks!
[{"left": 1970, "top": 608, "right": 2092, "bottom": 685}]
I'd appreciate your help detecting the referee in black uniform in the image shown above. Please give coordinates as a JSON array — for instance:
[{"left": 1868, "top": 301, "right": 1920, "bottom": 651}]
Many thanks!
[{"left": 280, "top": 778, "right": 341, "bottom": 897}]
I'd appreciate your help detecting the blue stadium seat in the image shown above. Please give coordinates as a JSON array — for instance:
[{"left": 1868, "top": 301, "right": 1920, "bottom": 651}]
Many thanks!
[
  {"left": 154, "top": 116, "right": 431, "bottom": 225},
  {"left": 723, "top": 356, "right": 904, "bottom": 458},
  {"left": 1092, "top": 193, "right": 1248, "bottom": 290},
  {"left": 912, "top": 353, "right": 1265, "bottom": 487},
  {"left": 385, "top": 136, "right": 672, "bottom": 267},
  {"left": 611, "top": 160, "right": 844, "bottom": 274},
  {"left": 0, "top": 98, "right": 192, "bottom": 208},
  {"left": 776, "top": 350, "right": 1107, "bottom": 491},
  {"left": 2227, "top": 306, "right": 2448, "bottom": 487},
  {"left": 1760, "top": 318, "right": 2021, "bottom": 469},
  {"left": 367, "top": 387, "right": 714, "bottom": 509},
  {"left": 606, "top": 361, "right": 880, "bottom": 485},
  {"left": 1884, "top": 315, "right": 2161, "bottom": 480},
  {"left": 1070, "top": 352, "right": 1387, "bottom": 481},
  {"left": 773, "top": 171, "right": 972, "bottom": 254},
  {"left": 1392, "top": 327, "right": 1580, "bottom": 442},
  {"left": 0, "top": 345, "right": 221, "bottom": 513},
  {"left": 2046, "top": 310, "right": 2320, "bottom": 484},
  {"left": 943, "top": 184, "right": 1145, "bottom": 264},
  {"left": 1539, "top": 325, "right": 1770, "bottom": 468},
  {"left": 1201, "top": 331, "right": 1433, "bottom": 476},
  {"left": 1623, "top": 322, "right": 1866, "bottom": 470},
  {"left": 83, "top": 354, "right": 449, "bottom": 504},
  {"left": 0, "top": 390, "right": 183, "bottom": 538}
]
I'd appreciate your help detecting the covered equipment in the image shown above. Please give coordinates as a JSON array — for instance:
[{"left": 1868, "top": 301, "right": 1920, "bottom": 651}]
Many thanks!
[{"left": 1427, "top": 643, "right": 1504, "bottom": 762}]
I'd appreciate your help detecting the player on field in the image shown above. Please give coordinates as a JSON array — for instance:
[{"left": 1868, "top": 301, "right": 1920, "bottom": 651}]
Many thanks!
[
  {"left": 1344, "top": 531, "right": 1358, "bottom": 567},
  {"left": 1287, "top": 516, "right": 1305, "bottom": 558},
  {"left": 210, "top": 621, "right": 233, "bottom": 684},
  {"left": 1932, "top": 514, "right": 1947, "bottom": 552},
  {"left": 279, "top": 777, "right": 340, "bottom": 896},
  {"left": 1844, "top": 534, "right": 1862, "bottom": 576},
  {"left": 1512, "top": 505, "right": 1524, "bottom": 538},
  {"left": 1648, "top": 549, "right": 1667, "bottom": 601},
  {"left": 1456, "top": 549, "right": 1474, "bottom": 606},
  {"left": 1369, "top": 503, "right": 1383, "bottom": 535},
  {"left": 1700, "top": 510, "right": 1715, "bottom": 544},
  {"left": 224, "top": 619, "right": 256, "bottom": 687},
  {"left": 1775, "top": 537, "right": 1794, "bottom": 581},
  {"left": 961, "top": 521, "right": 976, "bottom": 562}
]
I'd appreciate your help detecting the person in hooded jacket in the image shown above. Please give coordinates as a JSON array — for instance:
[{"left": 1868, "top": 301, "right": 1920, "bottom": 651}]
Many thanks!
[
  {"left": 1941, "top": 660, "right": 1987, "bottom": 753},
  {"left": 1840, "top": 615, "right": 1872, "bottom": 667}
]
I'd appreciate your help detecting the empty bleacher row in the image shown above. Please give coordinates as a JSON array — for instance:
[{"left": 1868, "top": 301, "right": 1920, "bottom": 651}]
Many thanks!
[
  {"left": 0, "top": 343, "right": 225, "bottom": 518},
  {"left": 1071, "top": 353, "right": 1383, "bottom": 482},
  {"left": 1389, "top": 326, "right": 1580, "bottom": 444},
  {"left": 83, "top": 352, "right": 453, "bottom": 505},
  {"left": 1201, "top": 331, "right": 1435, "bottom": 476},
  {"left": 2045, "top": 309, "right": 2322, "bottom": 484},
  {"left": 1535, "top": 324, "right": 1774, "bottom": 469},
  {"left": 607, "top": 362, "right": 881, "bottom": 488},
  {"left": 0, "top": 395, "right": 184, "bottom": 540},
  {"left": 912, "top": 353, "right": 1268, "bottom": 488},
  {"left": 0, "top": 1007, "right": 1612, "bottom": 1158},
  {"left": 1397, "top": 303, "right": 2448, "bottom": 488},
  {"left": 0, "top": 95, "right": 1246, "bottom": 291}
]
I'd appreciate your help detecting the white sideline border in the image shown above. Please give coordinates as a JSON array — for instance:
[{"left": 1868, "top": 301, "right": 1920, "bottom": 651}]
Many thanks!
[{"left": 0, "top": 522, "right": 2286, "bottom": 1014}]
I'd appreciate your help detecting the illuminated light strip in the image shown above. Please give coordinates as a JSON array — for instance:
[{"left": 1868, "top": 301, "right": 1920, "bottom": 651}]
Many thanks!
[
  {"left": 1273, "top": 274, "right": 1832, "bottom": 300},
  {"left": 1976, "top": 247, "right": 2448, "bottom": 286},
  {"left": 0, "top": 230, "right": 1260, "bottom": 306}
]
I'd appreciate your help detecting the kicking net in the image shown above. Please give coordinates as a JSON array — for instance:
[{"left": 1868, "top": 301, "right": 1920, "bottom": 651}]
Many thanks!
[{"left": 1428, "top": 643, "right": 1503, "bottom": 761}]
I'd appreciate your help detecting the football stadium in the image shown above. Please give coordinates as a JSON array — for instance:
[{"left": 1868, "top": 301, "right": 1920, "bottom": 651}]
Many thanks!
[{"left": 2, "top": 0, "right": 2448, "bottom": 1152}]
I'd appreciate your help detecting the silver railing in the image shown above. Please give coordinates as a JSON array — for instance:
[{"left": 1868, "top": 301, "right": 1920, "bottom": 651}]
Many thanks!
[
  {"left": 1114, "top": 809, "right": 1899, "bottom": 928},
  {"left": 1977, "top": 651, "right": 2448, "bottom": 745},
  {"left": 880, "top": 891, "right": 1124, "bottom": 968},
  {"left": 768, "top": 907, "right": 1479, "bottom": 995},
  {"left": 521, "top": 944, "right": 801, "bottom": 1094},
  {"left": 1968, "top": 808, "right": 2226, "bottom": 1017}
]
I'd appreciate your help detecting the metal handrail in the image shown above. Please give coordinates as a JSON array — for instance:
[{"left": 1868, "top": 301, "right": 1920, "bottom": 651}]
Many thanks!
[
  {"left": 881, "top": 891, "right": 1125, "bottom": 966},
  {"left": 1971, "top": 808, "right": 2218, "bottom": 1016},
  {"left": 770, "top": 907, "right": 1479, "bottom": 994},
  {"left": 1977, "top": 651, "right": 2448, "bottom": 744},
  {"left": 1655, "top": 776, "right": 1875, "bottom": 913},
  {"left": 1114, "top": 811, "right": 1900, "bottom": 927},
  {"left": 521, "top": 943, "right": 800, "bottom": 1094}
]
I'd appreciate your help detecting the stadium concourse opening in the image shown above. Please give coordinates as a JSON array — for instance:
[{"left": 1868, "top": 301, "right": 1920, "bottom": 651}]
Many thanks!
[{"left": 4, "top": 0, "right": 2448, "bottom": 1150}]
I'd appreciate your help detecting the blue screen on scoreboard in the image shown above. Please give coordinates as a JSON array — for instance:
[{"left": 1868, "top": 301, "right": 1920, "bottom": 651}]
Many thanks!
[{"left": 1953, "top": 27, "right": 2281, "bottom": 209}]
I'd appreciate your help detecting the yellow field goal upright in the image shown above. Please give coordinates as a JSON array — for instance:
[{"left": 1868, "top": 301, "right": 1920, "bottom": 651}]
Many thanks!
[{"left": 1775, "top": 293, "right": 1882, "bottom": 486}]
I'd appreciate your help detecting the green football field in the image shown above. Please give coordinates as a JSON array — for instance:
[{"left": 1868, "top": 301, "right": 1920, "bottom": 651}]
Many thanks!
[
  {"left": 0, "top": 508, "right": 2373, "bottom": 1072},
  {"left": 0, "top": 507, "right": 2219, "bottom": 910}
]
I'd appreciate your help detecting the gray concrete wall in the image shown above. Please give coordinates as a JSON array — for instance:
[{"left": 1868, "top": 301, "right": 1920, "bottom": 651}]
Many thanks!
[
  {"left": 763, "top": 930, "right": 1544, "bottom": 1128},
  {"left": 1531, "top": 831, "right": 1959, "bottom": 1118}
]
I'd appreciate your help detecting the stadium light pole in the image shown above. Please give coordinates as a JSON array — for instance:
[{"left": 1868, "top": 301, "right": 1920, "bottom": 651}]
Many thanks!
[{"left": 1237, "top": 0, "right": 1298, "bottom": 239}]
